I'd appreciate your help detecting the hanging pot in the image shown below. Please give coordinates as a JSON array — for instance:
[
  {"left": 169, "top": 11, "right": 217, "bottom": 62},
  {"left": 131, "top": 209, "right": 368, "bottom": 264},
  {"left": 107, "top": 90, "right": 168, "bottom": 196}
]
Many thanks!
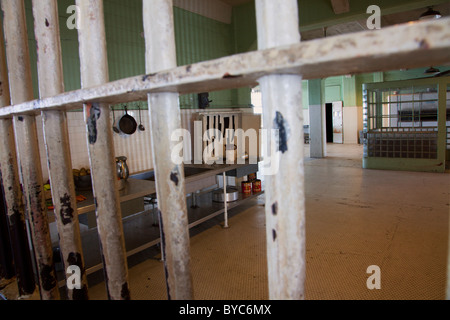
[{"left": 118, "top": 106, "right": 137, "bottom": 135}]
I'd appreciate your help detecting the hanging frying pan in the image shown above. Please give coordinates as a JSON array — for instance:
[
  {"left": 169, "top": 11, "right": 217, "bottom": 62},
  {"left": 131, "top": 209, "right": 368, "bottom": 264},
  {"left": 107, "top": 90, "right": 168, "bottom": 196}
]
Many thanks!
[{"left": 118, "top": 106, "right": 137, "bottom": 135}]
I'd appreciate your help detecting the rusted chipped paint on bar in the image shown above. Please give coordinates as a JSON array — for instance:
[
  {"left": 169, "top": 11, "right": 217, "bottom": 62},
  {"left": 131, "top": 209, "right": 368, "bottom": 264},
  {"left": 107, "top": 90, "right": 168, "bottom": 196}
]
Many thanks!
[
  {"left": 143, "top": 0, "right": 194, "bottom": 300},
  {"left": 256, "top": 0, "right": 306, "bottom": 300},
  {"left": 0, "top": 16, "right": 34, "bottom": 296},
  {"left": 2, "top": 0, "right": 59, "bottom": 300},
  {"left": 0, "top": 17, "right": 449, "bottom": 118},
  {"left": 0, "top": 120, "right": 37, "bottom": 297},
  {"left": 32, "top": 0, "right": 88, "bottom": 300},
  {"left": 0, "top": 16, "right": 36, "bottom": 297},
  {"left": 76, "top": 0, "right": 130, "bottom": 300},
  {"left": 0, "top": 13, "right": 14, "bottom": 285}
]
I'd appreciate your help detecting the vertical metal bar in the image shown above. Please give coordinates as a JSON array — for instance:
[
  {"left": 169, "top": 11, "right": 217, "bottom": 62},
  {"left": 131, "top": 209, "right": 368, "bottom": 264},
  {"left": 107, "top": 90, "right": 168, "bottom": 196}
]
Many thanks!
[
  {"left": 0, "top": 120, "right": 36, "bottom": 297},
  {"left": 32, "top": 0, "right": 88, "bottom": 300},
  {"left": 0, "top": 19, "right": 16, "bottom": 287},
  {"left": 0, "top": 27, "right": 35, "bottom": 293},
  {"left": 143, "top": 0, "right": 194, "bottom": 300},
  {"left": 76, "top": 0, "right": 130, "bottom": 300},
  {"left": 255, "top": 0, "right": 306, "bottom": 300},
  {"left": 0, "top": 180, "right": 15, "bottom": 283},
  {"left": 2, "top": 0, "right": 59, "bottom": 300}
]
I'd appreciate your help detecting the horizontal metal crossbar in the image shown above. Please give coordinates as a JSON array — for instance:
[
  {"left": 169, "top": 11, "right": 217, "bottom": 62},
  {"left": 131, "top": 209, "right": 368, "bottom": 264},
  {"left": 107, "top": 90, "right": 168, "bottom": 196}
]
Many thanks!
[{"left": 0, "top": 18, "right": 449, "bottom": 118}]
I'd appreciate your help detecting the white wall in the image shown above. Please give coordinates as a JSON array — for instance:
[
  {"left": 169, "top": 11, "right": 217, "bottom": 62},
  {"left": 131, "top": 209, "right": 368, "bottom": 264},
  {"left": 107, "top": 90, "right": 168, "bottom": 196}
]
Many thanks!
[
  {"left": 343, "top": 106, "right": 363, "bottom": 144},
  {"left": 36, "top": 108, "right": 258, "bottom": 182}
]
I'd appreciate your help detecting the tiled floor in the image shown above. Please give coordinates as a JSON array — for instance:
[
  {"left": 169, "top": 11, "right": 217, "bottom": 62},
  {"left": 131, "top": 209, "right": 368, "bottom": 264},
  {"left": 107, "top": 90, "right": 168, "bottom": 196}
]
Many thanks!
[
  {"left": 87, "top": 144, "right": 450, "bottom": 300},
  {"left": 2, "top": 143, "right": 449, "bottom": 300}
]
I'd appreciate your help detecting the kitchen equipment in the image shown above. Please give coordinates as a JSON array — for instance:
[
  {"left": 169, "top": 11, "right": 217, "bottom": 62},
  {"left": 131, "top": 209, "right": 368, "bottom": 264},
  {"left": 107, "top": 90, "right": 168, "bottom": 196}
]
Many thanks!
[
  {"left": 224, "top": 117, "right": 229, "bottom": 141},
  {"left": 252, "top": 179, "right": 262, "bottom": 193},
  {"left": 73, "top": 167, "right": 92, "bottom": 191},
  {"left": 241, "top": 181, "right": 252, "bottom": 194},
  {"left": 225, "top": 144, "right": 237, "bottom": 163},
  {"left": 112, "top": 108, "right": 120, "bottom": 133},
  {"left": 115, "top": 156, "right": 129, "bottom": 190},
  {"left": 138, "top": 106, "right": 145, "bottom": 131},
  {"left": 213, "top": 186, "right": 239, "bottom": 203},
  {"left": 118, "top": 106, "right": 137, "bottom": 135},
  {"left": 233, "top": 115, "right": 236, "bottom": 140}
]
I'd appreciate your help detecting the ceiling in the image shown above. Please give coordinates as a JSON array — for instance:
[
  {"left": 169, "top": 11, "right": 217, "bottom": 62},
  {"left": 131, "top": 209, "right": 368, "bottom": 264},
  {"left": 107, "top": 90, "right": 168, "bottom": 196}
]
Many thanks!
[
  {"left": 302, "top": 3, "right": 450, "bottom": 41},
  {"left": 220, "top": 0, "right": 449, "bottom": 41},
  {"left": 220, "top": 0, "right": 252, "bottom": 6}
]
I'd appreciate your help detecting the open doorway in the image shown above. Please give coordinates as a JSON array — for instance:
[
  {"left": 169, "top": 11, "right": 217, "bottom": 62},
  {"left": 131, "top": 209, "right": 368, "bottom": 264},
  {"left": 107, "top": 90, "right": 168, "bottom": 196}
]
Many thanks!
[
  {"left": 326, "top": 103, "right": 333, "bottom": 143},
  {"left": 325, "top": 101, "right": 343, "bottom": 144}
]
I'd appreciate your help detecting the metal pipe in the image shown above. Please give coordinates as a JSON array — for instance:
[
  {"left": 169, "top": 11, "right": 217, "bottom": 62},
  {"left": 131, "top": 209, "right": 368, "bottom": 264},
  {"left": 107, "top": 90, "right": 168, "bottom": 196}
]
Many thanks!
[
  {"left": 0, "top": 29, "right": 35, "bottom": 292},
  {"left": 0, "top": 179, "right": 15, "bottom": 282},
  {"left": 0, "top": 120, "right": 36, "bottom": 297},
  {"left": 255, "top": 0, "right": 306, "bottom": 300},
  {"left": 223, "top": 173, "right": 229, "bottom": 229},
  {"left": 76, "top": 0, "right": 130, "bottom": 300},
  {"left": 0, "top": 18, "right": 15, "bottom": 287},
  {"left": 32, "top": 0, "right": 88, "bottom": 300},
  {"left": 2, "top": 0, "right": 59, "bottom": 300},
  {"left": 143, "top": 0, "right": 194, "bottom": 300}
]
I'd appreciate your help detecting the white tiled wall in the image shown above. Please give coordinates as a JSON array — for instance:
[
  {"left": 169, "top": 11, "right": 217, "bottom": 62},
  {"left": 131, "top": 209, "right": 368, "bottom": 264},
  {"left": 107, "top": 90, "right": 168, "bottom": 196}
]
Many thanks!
[
  {"left": 36, "top": 108, "right": 255, "bottom": 182},
  {"left": 36, "top": 110, "right": 154, "bottom": 182}
]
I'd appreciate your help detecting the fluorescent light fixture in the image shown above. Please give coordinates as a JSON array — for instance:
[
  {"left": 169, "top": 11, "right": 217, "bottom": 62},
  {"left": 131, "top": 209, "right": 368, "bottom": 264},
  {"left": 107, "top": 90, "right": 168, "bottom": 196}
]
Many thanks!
[{"left": 419, "top": 6, "right": 442, "bottom": 20}]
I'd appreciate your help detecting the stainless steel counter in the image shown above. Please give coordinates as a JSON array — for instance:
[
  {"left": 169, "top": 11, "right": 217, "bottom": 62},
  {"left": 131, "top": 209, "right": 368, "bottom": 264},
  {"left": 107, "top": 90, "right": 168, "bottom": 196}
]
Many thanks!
[
  {"left": 64, "top": 162, "right": 259, "bottom": 216},
  {"left": 76, "top": 178, "right": 156, "bottom": 215}
]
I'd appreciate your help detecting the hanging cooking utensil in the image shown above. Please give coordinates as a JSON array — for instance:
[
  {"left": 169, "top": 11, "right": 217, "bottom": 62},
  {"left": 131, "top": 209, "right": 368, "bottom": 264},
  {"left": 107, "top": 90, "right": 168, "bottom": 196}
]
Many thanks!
[
  {"left": 209, "top": 115, "right": 214, "bottom": 141},
  {"left": 206, "top": 115, "right": 210, "bottom": 140},
  {"left": 232, "top": 115, "right": 236, "bottom": 142},
  {"left": 138, "top": 106, "right": 145, "bottom": 131},
  {"left": 212, "top": 115, "right": 216, "bottom": 140},
  {"left": 112, "top": 108, "right": 120, "bottom": 133},
  {"left": 118, "top": 106, "right": 137, "bottom": 135},
  {"left": 212, "top": 115, "right": 216, "bottom": 156},
  {"left": 224, "top": 116, "right": 230, "bottom": 143},
  {"left": 218, "top": 115, "right": 221, "bottom": 141}
]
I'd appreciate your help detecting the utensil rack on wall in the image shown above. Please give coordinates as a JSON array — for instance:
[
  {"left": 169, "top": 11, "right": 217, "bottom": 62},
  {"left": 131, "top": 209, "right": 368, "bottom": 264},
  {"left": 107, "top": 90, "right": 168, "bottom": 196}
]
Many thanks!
[{"left": 0, "top": 0, "right": 449, "bottom": 301}]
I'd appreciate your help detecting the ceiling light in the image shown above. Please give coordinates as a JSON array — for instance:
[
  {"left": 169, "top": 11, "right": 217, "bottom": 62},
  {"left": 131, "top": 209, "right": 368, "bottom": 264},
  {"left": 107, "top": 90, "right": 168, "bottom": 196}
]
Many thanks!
[
  {"left": 424, "top": 66, "right": 440, "bottom": 75},
  {"left": 419, "top": 6, "right": 442, "bottom": 20}
]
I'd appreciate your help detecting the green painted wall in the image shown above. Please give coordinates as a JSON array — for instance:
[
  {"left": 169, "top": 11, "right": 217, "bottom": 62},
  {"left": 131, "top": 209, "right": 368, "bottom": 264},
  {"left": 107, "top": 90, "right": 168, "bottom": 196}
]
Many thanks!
[
  {"left": 174, "top": 7, "right": 239, "bottom": 109},
  {"left": 21, "top": 0, "right": 246, "bottom": 110},
  {"left": 16, "top": 0, "right": 450, "bottom": 112},
  {"left": 231, "top": 1, "right": 256, "bottom": 54}
]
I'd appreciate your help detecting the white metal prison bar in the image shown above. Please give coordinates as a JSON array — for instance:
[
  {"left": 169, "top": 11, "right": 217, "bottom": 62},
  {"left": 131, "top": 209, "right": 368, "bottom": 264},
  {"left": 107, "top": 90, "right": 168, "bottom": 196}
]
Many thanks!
[
  {"left": 2, "top": 0, "right": 59, "bottom": 300},
  {"left": 143, "top": 0, "right": 194, "bottom": 300},
  {"left": 256, "top": 0, "right": 306, "bottom": 300},
  {"left": 0, "top": 19, "right": 36, "bottom": 297},
  {"left": 32, "top": 0, "right": 89, "bottom": 300},
  {"left": 76, "top": 0, "right": 130, "bottom": 300},
  {"left": 0, "top": 1, "right": 448, "bottom": 301}
]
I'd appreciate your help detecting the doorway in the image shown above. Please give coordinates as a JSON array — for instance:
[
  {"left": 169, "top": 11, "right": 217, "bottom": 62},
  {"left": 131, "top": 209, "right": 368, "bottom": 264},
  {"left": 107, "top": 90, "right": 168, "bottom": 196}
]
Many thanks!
[{"left": 325, "top": 101, "right": 343, "bottom": 144}]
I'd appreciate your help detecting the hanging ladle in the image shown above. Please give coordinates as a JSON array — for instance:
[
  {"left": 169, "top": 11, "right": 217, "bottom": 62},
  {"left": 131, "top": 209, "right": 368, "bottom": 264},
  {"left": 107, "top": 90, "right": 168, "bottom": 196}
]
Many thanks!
[
  {"left": 138, "top": 106, "right": 145, "bottom": 131},
  {"left": 112, "top": 107, "right": 120, "bottom": 133}
]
